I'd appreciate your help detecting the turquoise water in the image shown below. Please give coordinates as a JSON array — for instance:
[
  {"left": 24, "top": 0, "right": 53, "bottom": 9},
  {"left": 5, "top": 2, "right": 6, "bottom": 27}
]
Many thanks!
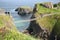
[{"left": 10, "top": 9, "right": 32, "bottom": 32}]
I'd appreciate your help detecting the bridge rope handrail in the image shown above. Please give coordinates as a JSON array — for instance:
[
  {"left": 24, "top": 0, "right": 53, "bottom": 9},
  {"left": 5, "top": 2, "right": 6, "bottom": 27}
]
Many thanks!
[
  {"left": 0, "top": 13, "right": 60, "bottom": 23},
  {"left": 14, "top": 13, "right": 60, "bottom": 23}
]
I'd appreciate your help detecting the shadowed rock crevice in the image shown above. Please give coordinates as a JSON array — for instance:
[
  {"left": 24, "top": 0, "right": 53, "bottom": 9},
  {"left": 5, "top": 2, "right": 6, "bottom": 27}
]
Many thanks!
[
  {"left": 27, "top": 20, "right": 42, "bottom": 35},
  {"left": 23, "top": 14, "right": 43, "bottom": 36},
  {"left": 48, "top": 23, "right": 57, "bottom": 40}
]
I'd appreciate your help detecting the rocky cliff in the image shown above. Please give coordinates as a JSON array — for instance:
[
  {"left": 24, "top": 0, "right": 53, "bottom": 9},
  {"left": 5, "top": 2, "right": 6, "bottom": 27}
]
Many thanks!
[{"left": 24, "top": 2, "right": 60, "bottom": 40}]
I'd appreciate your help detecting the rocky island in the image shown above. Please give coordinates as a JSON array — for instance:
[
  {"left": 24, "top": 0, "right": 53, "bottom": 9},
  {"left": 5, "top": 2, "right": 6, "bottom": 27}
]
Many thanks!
[{"left": 15, "top": 6, "right": 33, "bottom": 16}]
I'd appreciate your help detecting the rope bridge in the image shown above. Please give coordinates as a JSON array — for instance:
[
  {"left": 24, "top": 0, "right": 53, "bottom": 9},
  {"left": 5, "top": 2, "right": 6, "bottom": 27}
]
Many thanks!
[
  {"left": 14, "top": 13, "right": 60, "bottom": 23},
  {"left": 0, "top": 12, "right": 60, "bottom": 23}
]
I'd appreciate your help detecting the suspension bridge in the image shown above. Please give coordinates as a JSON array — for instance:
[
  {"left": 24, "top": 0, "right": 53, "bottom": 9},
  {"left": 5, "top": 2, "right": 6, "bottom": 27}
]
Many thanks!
[
  {"left": 13, "top": 13, "right": 60, "bottom": 23},
  {"left": 0, "top": 12, "right": 60, "bottom": 23},
  {"left": 0, "top": 9, "right": 59, "bottom": 23}
]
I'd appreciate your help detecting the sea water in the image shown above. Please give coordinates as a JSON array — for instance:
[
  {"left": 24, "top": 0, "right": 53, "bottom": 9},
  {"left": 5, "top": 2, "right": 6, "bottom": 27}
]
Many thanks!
[{"left": 10, "top": 9, "right": 32, "bottom": 32}]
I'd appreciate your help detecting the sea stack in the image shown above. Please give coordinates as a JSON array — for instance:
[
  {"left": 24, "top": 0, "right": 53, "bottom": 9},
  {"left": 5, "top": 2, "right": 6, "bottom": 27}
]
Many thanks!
[{"left": 15, "top": 6, "right": 33, "bottom": 16}]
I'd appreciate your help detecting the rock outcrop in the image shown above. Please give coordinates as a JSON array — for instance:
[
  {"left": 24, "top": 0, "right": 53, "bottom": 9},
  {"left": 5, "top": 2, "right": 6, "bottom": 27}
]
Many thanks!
[
  {"left": 42, "top": 2, "right": 53, "bottom": 8},
  {"left": 24, "top": 2, "right": 60, "bottom": 40},
  {"left": 15, "top": 6, "right": 33, "bottom": 16}
]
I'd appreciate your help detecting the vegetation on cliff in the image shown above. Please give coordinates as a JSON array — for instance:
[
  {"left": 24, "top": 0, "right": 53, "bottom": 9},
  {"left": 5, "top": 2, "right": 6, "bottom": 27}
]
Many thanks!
[
  {"left": 36, "top": 3, "right": 60, "bottom": 13},
  {"left": 35, "top": 2, "right": 60, "bottom": 40},
  {"left": 0, "top": 13, "right": 38, "bottom": 40},
  {"left": 35, "top": 3, "right": 60, "bottom": 32},
  {"left": 25, "top": 2, "right": 60, "bottom": 40}
]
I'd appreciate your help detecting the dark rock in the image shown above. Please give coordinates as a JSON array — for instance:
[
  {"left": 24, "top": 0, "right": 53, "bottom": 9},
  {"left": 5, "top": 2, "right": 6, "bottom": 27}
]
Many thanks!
[
  {"left": 5, "top": 12, "right": 10, "bottom": 16},
  {"left": 48, "top": 19, "right": 60, "bottom": 40},
  {"left": 33, "top": 4, "right": 37, "bottom": 13},
  {"left": 15, "top": 8, "right": 19, "bottom": 11}
]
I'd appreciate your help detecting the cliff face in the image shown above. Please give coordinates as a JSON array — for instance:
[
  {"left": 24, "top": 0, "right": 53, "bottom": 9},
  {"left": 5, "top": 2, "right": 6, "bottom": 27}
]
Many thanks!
[{"left": 24, "top": 2, "right": 60, "bottom": 40}]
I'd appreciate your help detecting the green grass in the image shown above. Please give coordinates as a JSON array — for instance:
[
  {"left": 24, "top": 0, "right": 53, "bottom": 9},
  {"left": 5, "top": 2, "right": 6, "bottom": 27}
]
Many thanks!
[
  {"left": 0, "top": 19, "right": 4, "bottom": 26},
  {"left": 0, "top": 27, "right": 37, "bottom": 40},
  {"left": 0, "top": 15, "right": 5, "bottom": 28},
  {"left": 0, "top": 15, "right": 38, "bottom": 40}
]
